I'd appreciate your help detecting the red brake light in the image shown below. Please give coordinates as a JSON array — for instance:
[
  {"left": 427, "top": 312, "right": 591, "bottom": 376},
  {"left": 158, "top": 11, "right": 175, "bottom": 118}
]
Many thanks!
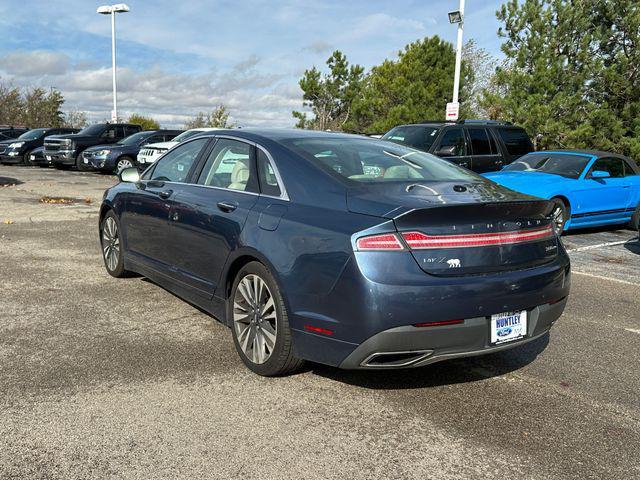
[
  {"left": 304, "top": 325, "right": 334, "bottom": 335},
  {"left": 402, "top": 226, "right": 553, "bottom": 249},
  {"left": 414, "top": 319, "right": 464, "bottom": 327},
  {"left": 356, "top": 233, "right": 404, "bottom": 251}
]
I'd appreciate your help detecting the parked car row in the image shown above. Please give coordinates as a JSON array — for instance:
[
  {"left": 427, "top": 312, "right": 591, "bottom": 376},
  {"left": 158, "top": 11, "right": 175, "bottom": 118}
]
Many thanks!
[{"left": 2, "top": 119, "right": 639, "bottom": 235}]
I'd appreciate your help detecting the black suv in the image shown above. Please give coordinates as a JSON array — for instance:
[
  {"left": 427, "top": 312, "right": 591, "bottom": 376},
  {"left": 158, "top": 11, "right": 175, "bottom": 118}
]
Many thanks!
[
  {"left": 0, "top": 127, "right": 79, "bottom": 165},
  {"left": 43, "top": 123, "right": 142, "bottom": 170},
  {"left": 382, "top": 120, "right": 534, "bottom": 173}
]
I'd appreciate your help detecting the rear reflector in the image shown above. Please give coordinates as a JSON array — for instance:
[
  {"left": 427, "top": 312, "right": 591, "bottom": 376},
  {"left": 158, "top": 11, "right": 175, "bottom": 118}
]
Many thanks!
[
  {"left": 414, "top": 319, "right": 464, "bottom": 327},
  {"left": 356, "top": 233, "right": 404, "bottom": 251},
  {"left": 304, "top": 325, "right": 334, "bottom": 336},
  {"left": 402, "top": 225, "right": 553, "bottom": 249}
]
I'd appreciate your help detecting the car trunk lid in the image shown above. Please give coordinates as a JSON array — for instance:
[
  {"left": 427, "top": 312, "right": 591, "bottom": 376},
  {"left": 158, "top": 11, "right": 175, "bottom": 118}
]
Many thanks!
[{"left": 347, "top": 181, "right": 558, "bottom": 276}]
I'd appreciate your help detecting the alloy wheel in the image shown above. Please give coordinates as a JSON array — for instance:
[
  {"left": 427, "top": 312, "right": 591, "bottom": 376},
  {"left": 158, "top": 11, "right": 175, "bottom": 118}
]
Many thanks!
[
  {"left": 233, "top": 274, "right": 278, "bottom": 364},
  {"left": 552, "top": 205, "right": 564, "bottom": 233},
  {"left": 116, "top": 158, "right": 133, "bottom": 174},
  {"left": 102, "top": 216, "right": 120, "bottom": 272}
]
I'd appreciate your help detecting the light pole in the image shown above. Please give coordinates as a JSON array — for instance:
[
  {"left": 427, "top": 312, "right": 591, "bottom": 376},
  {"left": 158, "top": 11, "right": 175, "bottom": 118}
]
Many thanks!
[
  {"left": 97, "top": 3, "right": 130, "bottom": 122},
  {"left": 446, "top": 0, "right": 465, "bottom": 121}
]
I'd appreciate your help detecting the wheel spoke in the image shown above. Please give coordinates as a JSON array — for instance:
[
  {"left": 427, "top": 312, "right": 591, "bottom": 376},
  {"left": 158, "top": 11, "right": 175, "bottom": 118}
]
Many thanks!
[
  {"left": 261, "top": 297, "right": 274, "bottom": 316},
  {"left": 238, "top": 279, "right": 254, "bottom": 305},
  {"left": 261, "top": 323, "right": 276, "bottom": 351}
]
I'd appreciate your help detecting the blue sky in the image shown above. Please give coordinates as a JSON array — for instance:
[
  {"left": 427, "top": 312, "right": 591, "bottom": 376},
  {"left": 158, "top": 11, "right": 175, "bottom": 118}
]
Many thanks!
[{"left": 0, "top": 0, "right": 506, "bottom": 127}]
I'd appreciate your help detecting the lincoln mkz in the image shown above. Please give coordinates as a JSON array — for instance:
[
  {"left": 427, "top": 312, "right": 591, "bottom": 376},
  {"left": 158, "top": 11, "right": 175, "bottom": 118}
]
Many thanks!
[{"left": 99, "top": 129, "right": 570, "bottom": 376}]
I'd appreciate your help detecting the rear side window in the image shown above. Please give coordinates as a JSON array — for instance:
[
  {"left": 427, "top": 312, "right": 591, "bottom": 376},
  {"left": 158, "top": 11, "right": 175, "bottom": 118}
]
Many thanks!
[
  {"left": 497, "top": 128, "right": 533, "bottom": 156},
  {"left": 467, "top": 128, "right": 496, "bottom": 155},
  {"left": 125, "top": 125, "right": 139, "bottom": 136},
  {"left": 197, "top": 139, "right": 258, "bottom": 192},
  {"left": 436, "top": 128, "right": 466, "bottom": 156},
  {"left": 257, "top": 149, "right": 282, "bottom": 197}
]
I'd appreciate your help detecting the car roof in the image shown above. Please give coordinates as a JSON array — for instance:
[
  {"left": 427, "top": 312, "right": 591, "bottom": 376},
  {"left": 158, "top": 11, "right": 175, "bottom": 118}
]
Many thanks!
[
  {"left": 194, "top": 128, "right": 370, "bottom": 143},
  {"left": 530, "top": 149, "right": 630, "bottom": 160}
]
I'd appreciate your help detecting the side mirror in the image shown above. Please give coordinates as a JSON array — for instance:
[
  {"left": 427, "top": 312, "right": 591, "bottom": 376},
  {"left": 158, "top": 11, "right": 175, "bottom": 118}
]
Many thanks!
[
  {"left": 590, "top": 170, "right": 610, "bottom": 179},
  {"left": 119, "top": 167, "right": 140, "bottom": 183},
  {"left": 435, "top": 145, "right": 457, "bottom": 157}
]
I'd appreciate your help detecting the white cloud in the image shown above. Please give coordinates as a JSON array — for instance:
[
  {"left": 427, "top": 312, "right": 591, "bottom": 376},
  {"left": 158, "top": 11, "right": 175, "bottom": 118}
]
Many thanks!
[
  {"left": 0, "top": 51, "right": 302, "bottom": 128},
  {"left": 0, "top": 51, "right": 70, "bottom": 76},
  {"left": 345, "top": 13, "right": 427, "bottom": 41}
]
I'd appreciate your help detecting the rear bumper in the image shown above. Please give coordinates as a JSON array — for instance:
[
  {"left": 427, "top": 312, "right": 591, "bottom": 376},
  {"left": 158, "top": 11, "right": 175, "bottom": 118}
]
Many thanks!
[
  {"left": 287, "top": 247, "right": 570, "bottom": 369},
  {"left": 338, "top": 298, "right": 565, "bottom": 369}
]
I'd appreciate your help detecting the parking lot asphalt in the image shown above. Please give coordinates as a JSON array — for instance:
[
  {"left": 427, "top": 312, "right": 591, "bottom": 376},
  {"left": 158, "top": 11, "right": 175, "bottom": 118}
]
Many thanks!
[{"left": 1, "top": 165, "right": 639, "bottom": 480}]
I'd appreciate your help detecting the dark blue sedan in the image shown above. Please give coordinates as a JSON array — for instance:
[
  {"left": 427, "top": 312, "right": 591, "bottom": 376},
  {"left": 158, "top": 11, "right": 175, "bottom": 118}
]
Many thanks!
[
  {"left": 83, "top": 129, "right": 183, "bottom": 174},
  {"left": 99, "top": 129, "right": 570, "bottom": 376}
]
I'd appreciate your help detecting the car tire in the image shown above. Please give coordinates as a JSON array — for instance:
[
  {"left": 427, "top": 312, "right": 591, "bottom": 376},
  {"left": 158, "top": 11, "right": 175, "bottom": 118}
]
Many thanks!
[
  {"left": 550, "top": 198, "right": 569, "bottom": 234},
  {"left": 100, "top": 211, "right": 133, "bottom": 278},
  {"left": 76, "top": 152, "right": 90, "bottom": 171},
  {"left": 23, "top": 150, "right": 33, "bottom": 166},
  {"left": 229, "top": 261, "right": 305, "bottom": 376},
  {"left": 628, "top": 203, "right": 640, "bottom": 229},
  {"left": 115, "top": 156, "right": 134, "bottom": 175}
]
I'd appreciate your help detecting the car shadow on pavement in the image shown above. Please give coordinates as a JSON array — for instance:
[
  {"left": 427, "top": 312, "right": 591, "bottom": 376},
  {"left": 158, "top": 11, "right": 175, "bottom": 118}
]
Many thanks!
[
  {"left": 0, "top": 176, "right": 23, "bottom": 186},
  {"left": 309, "top": 333, "right": 550, "bottom": 390},
  {"left": 624, "top": 238, "right": 640, "bottom": 254}
]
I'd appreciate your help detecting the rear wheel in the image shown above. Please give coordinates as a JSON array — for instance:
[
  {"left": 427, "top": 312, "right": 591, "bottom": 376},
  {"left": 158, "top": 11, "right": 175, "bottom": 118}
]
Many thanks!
[
  {"left": 100, "top": 211, "right": 132, "bottom": 278},
  {"left": 550, "top": 198, "right": 569, "bottom": 234},
  {"left": 629, "top": 204, "right": 640, "bottom": 233},
  {"left": 115, "top": 156, "right": 134, "bottom": 175},
  {"left": 229, "top": 262, "right": 304, "bottom": 376}
]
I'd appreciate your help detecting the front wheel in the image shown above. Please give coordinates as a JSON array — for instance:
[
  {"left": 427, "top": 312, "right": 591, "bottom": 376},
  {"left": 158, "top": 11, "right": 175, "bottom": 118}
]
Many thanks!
[
  {"left": 115, "top": 156, "right": 134, "bottom": 175},
  {"left": 550, "top": 198, "right": 569, "bottom": 234},
  {"left": 229, "top": 262, "right": 304, "bottom": 376},
  {"left": 23, "top": 150, "right": 33, "bottom": 166},
  {"left": 100, "top": 211, "right": 133, "bottom": 278},
  {"left": 76, "top": 152, "right": 90, "bottom": 171}
]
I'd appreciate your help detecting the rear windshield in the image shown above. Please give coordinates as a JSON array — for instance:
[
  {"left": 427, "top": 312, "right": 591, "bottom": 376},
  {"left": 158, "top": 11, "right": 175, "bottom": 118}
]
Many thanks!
[
  {"left": 284, "top": 136, "right": 480, "bottom": 183},
  {"left": 173, "top": 130, "right": 204, "bottom": 142},
  {"left": 382, "top": 125, "right": 440, "bottom": 151},
  {"left": 503, "top": 153, "right": 590, "bottom": 179},
  {"left": 118, "top": 132, "right": 151, "bottom": 145},
  {"left": 497, "top": 128, "right": 533, "bottom": 156}
]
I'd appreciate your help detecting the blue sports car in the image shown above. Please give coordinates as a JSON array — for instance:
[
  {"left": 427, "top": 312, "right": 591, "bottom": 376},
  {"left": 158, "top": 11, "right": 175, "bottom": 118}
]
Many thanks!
[
  {"left": 484, "top": 150, "right": 640, "bottom": 232},
  {"left": 100, "top": 129, "right": 570, "bottom": 376}
]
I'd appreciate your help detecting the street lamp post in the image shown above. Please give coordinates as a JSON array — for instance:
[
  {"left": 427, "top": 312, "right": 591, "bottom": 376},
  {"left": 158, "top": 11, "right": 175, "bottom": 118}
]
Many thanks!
[
  {"left": 97, "top": 3, "right": 130, "bottom": 122},
  {"left": 446, "top": 0, "right": 465, "bottom": 121}
]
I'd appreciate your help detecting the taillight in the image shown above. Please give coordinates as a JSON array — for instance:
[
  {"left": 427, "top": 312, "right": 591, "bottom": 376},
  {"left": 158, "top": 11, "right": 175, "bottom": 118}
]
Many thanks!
[
  {"left": 414, "top": 319, "right": 464, "bottom": 327},
  {"left": 355, "top": 233, "right": 404, "bottom": 251},
  {"left": 401, "top": 225, "right": 553, "bottom": 249}
]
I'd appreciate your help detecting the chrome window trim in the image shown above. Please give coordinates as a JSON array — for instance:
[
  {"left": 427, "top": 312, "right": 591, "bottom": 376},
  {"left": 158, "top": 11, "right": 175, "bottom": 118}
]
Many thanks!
[
  {"left": 191, "top": 134, "right": 290, "bottom": 201},
  {"left": 140, "top": 133, "right": 290, "bottom": 202}
]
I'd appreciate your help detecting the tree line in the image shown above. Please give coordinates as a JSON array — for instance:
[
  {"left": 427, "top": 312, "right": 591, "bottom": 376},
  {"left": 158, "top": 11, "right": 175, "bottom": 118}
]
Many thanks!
[
  {"left": 0, "top": 80, "right": 234, "bottom": 130},
  {"left": 293, "top": 0, "right": 640, "bottom": 163}
]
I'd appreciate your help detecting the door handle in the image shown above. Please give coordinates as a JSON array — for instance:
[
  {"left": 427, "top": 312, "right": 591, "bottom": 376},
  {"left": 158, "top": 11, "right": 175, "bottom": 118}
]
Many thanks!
[
  {"left": 159, "top": 189, "right": 173, "bottom": 199},
  {"left": 217, "top": 201, "right": 238, "bottom": 212}
]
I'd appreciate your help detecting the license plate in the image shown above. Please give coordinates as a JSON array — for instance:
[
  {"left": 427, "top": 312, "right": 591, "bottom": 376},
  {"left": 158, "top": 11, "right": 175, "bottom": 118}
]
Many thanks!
[
  {"left": 46, "top": 155, "right": 51, "bottom": 161},
  {"left": 490, "top": 311, "right": 527, "bottom": 344},
  {"left": 84, "top": 158, "right": 89, "bottom": 163}
]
